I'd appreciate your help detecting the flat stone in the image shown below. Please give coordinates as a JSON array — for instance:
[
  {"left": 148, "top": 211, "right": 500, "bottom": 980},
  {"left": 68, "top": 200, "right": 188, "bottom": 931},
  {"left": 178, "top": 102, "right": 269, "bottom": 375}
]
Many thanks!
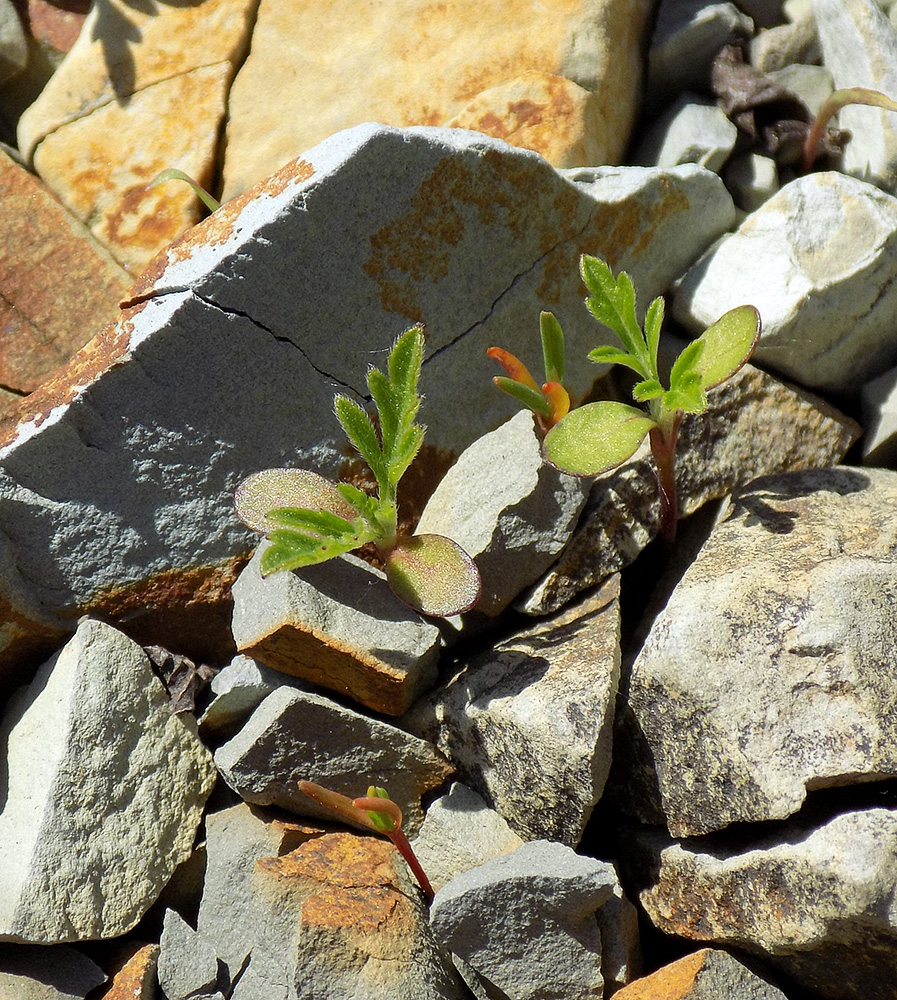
[
  {"left": 94, "top": 943, "right": 158, "bottom": 1000},
  {"left": 0, "top": 124, "right": 734, "bottom": 682},
  {"left": 0, "top": 619, "right": 216, "bottom": 942},
  {"left": 231, "top": 550, "right": 442, "bottom": 715},
  {"left": 405, "top": 576, "right": 620, "bottom": 844},
  {"left": 430, "top": 840, "right": 616, "bottom": 1000},
  {"left": 221, "top": 0, "right": 653, "bottom": 199},
  {"left": 673, "top": 171, "right": 897, "bottom": 396},
  {"left": 0, "top": 944, "right": 105, "bottom": 999},
  {"left": 0, "top": 147, "right": 129, "bottom": 408},
  {"left": 615, "top": 467, "right": 897, "bottom": 836},
  {"left": 157, "top": 909, "right": 221, "bottom": 999},
  {"left": 613, "top": 949, "right": 787, "bottom": 999},
  {"left": 520, "top": 361, "right": 858, "bottom": 614},
  {"left": 214, "top": 686, "right": 452, "bottom": 836},
  {"left": 415, "top": 410, "right": 589, "bottom": 617},
  {"left": 17, "top": 0, "right": 255, "bottom": 271},
  {"left": 409, "top": 782, "right": 524, "bottom": 893},
  {"left": 630, "top": 807, "right": 897, "bottom": 1000},
  {"left": 813, "top": 0, "right": 897, "bottom": 193},
  {"left": 634, "top": 94, "right": 738, "bottom": 172}
]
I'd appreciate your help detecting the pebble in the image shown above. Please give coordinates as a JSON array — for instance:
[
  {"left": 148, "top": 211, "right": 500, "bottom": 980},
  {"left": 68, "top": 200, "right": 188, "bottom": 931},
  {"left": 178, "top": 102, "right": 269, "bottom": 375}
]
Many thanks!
[{"left": 634, "top": 93, "right": 738, "bottom": 171}]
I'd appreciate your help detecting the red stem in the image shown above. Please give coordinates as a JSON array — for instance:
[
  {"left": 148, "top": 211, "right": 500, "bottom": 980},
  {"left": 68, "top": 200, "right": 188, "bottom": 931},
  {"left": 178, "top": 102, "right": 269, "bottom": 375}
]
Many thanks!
[
  {"left": 388, "top": 827, "right": 434, "bottom": 900},
  {"left": 649, "top": 414, "right": 682, "bottom": 547}
]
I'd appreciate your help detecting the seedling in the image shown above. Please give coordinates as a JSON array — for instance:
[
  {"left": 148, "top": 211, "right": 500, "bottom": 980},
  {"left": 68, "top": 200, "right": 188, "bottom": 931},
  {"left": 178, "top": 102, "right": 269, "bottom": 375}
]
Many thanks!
[
  {"left": 150, "top": 168, "right": 221, "bottom": 212},
  {"left": 491, "top": 256, "right": 760, "bottom": 545},
  {"left": 802, "top": 87, "right": 897, "bottom": 173},
  {"left": 299, "top": 779, "right": 434, "bottom": 900},
  {"left": 235, "top": 326, "right": 481, "bottom": 617}
]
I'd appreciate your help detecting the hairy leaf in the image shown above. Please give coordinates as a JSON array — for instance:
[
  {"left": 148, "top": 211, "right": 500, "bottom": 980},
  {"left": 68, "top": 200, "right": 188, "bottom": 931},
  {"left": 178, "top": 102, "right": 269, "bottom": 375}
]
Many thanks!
[
  {"left": 632, "top": 378, "right": 665, "bottom": 402},
  {"left": 587, "top": 346, "right": 647, "bottom": 377},
  {"left": 543, "top": 401, "right": 657, "bottom": 477},
  {"left": 385, "top": 534, "right": 481, "bottom": 617},
  {"left": 265, "top": 506, "right": 360, "bottom": 539},
  {"left": 235, "top": 468, "right": 357, "bottom": 533},
  {"left": 644, "top": 296, "right": 665, "bottom": 365},
  {"left": 580, "top": 256, "right": 647, "bottom": 366},
  {"left": 669, "top": 339, "right": 706, "bottom": 390},
  {"left": 258, "top": 530, "right": 358, "bottom": 575},
  {"left": 335, "top": 396, "right": 387, "bottom": 484}
]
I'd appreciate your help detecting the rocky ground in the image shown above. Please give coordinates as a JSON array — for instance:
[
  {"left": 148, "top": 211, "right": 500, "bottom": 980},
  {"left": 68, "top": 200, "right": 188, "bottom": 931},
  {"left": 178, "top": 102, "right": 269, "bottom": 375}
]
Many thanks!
[{"left": 3, "top": 0, "right": 897, "bottom": 997}]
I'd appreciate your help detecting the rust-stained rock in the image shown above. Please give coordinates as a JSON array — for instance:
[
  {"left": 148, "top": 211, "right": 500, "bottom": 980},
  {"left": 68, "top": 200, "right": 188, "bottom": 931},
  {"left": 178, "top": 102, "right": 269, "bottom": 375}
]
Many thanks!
[
  {"left": 0, "top": 146, "right": 128, "bottom": 412},
  {"left": 221, "top": 0, "right": 652, "bottom": 198},
  {"left": 613, "top": 949, "right": 787, "bottom": 999},
  {"left": 16, "top": 0, "right": 256, "bottom": 271},
  {"left": 94, "top": 942, "right": 158, "bottom": 1000}
]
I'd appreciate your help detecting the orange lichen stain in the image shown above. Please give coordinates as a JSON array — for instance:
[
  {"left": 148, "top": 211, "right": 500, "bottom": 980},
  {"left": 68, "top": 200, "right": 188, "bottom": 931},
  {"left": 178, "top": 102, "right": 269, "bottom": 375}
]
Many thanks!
[
  {"left": 93, "top": 942, "right": 159, "bottom": 1000},
  {"left": 126, "top": 158, "right": 316, "bottom": 302},
  {"left": 613, "top": 949, "right": 707, "bottom": 999},
  {"left": 363, "top": 148, "right": 580, "bottom": 319},
  {"left": 103, "top": 181, "right": 192, "bottom": 253}
]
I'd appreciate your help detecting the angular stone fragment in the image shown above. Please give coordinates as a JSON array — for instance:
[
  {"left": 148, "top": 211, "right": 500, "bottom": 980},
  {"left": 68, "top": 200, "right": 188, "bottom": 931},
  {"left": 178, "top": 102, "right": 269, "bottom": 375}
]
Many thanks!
[
  {"left": 0, "top": 944, "right": 105, "bottom": 999},
  {"left": 215, "top": 686, "right": 452, "bottom": 836},
  {"left": 221, "top": 0, "right": 652, "bottom": 198},
  {"left": 17, "top": 0, "right": 255, "bottom": 270},
  {"left": 94, "top": 943, "right": 158, "bottom": 1000},
  {"left": 616, "top": 466, "right": 897, "bottom": 837},
  {"left": 197, "top": 805, "right": 468, "bottom": 1000},
  {"left": 0, "top": 124, "right": 735, "bottom": 682},
  {"left": 158, "top": 909, "right": 221, "bottom": 1000},
  {"left": 231, "top": 550, "right": 443, "bottom": 715},
  {"left": 630, "top": 807, "right": 897, "bottom": 1000},
  {"left": 406, "top": 576, "right": 620, "bottom": 844},
  {"left": 415, "top": 410, "right": 589, "bottom": 616},
  {"left": 614, "top": 949, "right": 787, "bottom": 999},
  {"left": 861, "top": 363, "right": 897, "bottom": 465},
  {"left": 410, "top": 782, "right": 524, "bottom": 893},
  {"left": 674, "top": 171, "right": 897, "bottom": 396},
  {"left": 722, "top": 153, "right": 779, "bottom": 212},
  {"left": 0, "top": 147, "right": 128, "bottom": 410},
  {"left": 750, "top": 3, "right": 820, "bottom": 72},
  {"left": 521, "top": 362, "right": 859, "bottom": 614},
  {"left": 0, "top": 619, "right": 216, "bottom": 942},
  {"left": 0, "top": 0, "right": 26, "bottom": 87},
  {"left": 430, "top": 840, "right": 616, "bottom": 1000},
  {"left": 813, "top": 0, "right": 897, "bottom": 193},
  {"left": 634, "top": 94, "right": 738, "bottom": 172}
]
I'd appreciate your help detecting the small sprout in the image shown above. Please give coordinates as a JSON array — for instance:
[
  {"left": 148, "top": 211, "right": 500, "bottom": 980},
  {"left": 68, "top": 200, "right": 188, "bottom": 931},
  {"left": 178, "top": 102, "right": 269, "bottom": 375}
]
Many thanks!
[
  {"left": 488, "top": 311, "right": 571, "bottom": 433},
  {"left": 299, "top": 779, "right": 434, "bottom": 900},
  {"left": 540, "top": 255, "right": 761, "bottom": 545},
  {"left": 235, "top": 326, "right": 481, "bottom": 617},
  {"left": 802, "top": 87, "right": 897, "bottom": 173},
  {"left": 150, "top": 168, "right": 221, "bottom": 212}
]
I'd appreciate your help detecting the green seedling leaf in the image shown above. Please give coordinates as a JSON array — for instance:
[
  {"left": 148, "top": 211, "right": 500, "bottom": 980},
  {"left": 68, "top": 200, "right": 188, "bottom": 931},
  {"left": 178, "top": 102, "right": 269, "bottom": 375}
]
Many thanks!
[
  {"left": 235, "top": 468, "right": 358, "bottom": 533},
  {"left": 360, "top": 786, "right": 395, "bottom": 831},
  {"left": 385, "top": 533, "right": 482, "bottom": 617},
  {"left": 644, "top": 295, "right": 665, "bottom": 364},
  {"left": 669, "top": 339, "right": 705, "bottom": 388},
  {"left": 580, "top": 255, "right": 648, "bottom": 368},
  {"left": 259, "top": 530, "right": 358, "bottom": 575},
  {"left": 493, "top": 376, "right": 552, "bottom": 416},
  {"left": 543, "top": 401, "right": 657, "bottom": 477},
  {"left": 150, "top": 168, "right": 221, "bottom": 212},
  {"left": 691, "top": 304, "right": 761, "bottom": 390},
  {"left": 540, "top": 311, "right": 565, "bottom": 384},
  {"left": 266, "top": 506, "right": 360, "bottom": 539},
  {"left": 632, "top": 378, "right": 665, "bottom": 402},
  {"left": 587, "top": 345, "right": 648, "bottom": 377},
  {"left": 336, "top": 482, "right": 381, "bottom": 521},
  {"left": 335, "top": 395, "right": 387, "bottom": 485}
]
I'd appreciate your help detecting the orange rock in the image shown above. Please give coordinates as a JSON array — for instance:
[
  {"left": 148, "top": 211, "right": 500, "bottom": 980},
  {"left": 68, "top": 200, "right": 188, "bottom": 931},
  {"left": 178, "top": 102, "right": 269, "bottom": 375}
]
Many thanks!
[
  {"left": 93, "top": 942, "right": 159, "bottom": 1000},
  {"left": 614, "top": 951, "right": 708, "bottom": 999},
  {"left": 221, "top": 0, "right": 652, "bottom": 198}
]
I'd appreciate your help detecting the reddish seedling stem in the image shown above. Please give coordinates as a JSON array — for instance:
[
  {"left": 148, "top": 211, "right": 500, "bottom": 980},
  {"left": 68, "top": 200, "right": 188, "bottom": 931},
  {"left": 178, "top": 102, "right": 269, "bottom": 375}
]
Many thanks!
[{"left": 649, "top": 412, "right": 682, "bottom": 547}]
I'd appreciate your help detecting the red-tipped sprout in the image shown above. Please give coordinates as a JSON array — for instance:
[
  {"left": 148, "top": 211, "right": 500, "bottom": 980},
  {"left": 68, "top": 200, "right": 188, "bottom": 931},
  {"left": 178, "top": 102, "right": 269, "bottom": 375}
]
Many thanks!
[
  {"left": 802, "top": 87, "right": 897, "bottom": 174},
  {"left": 298, "top": 780, "right": 434, "bottom": 900}
]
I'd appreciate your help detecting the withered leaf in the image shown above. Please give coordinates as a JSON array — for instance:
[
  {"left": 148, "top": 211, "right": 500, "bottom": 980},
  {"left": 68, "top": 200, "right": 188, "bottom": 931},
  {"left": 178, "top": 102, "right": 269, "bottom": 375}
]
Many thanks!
[{"left": 144, "top": 644, "right": 217, "bottom": 713}]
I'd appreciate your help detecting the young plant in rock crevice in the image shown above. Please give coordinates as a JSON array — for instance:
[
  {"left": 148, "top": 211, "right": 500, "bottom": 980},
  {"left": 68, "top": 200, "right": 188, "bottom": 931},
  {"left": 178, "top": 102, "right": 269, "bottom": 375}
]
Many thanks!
[
  {"left": 150, "top": 168, "right": 221, "bottom": 212},
  {"left": 235, "top": 326, "right": 481, "bottom": 617},
  {"left": 490, "top": 256, "right": 761, "bottom": 545},
  {"left": 299, "top": 780, "right": 434, "bottom": 900},
  {"left": 802, "top": 87, "right": 897, "bottom": 174}
]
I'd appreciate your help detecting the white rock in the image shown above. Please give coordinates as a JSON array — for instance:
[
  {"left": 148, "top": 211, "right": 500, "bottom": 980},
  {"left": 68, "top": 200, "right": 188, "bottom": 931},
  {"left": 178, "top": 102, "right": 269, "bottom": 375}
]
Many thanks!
[
  {"left": 673, "top": 171, "right": 897, "bottom": 396},
  {"left": 766, "top": 63, "right": 834, "bottom": 117},
  {"left": 813, "top": 0, "right": 897, "bottom": 192},
  {"left": 415, "top": 410, "right": 589, "bottom": 617},
  {"left": 0, "top": 0, "right": 26, "bottom": 87},
  {"left": 615, "top": 466, "right": 897, "bottom": 837},
  {"left": 723, "top": 152, "right": 779, "bottom": 212},
  {"left": 0, "top": 619, "right": 216, "bottom": 942},
  {"left": 636, "top": 93, "right": 738, "bottom": 172}
]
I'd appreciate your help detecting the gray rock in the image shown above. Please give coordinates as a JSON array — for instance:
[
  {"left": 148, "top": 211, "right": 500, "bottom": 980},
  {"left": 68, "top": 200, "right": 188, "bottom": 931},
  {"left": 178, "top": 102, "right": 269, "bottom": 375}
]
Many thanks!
[
  {"left": 750, "top": 1, "right": 820, "bottom": 72},
  {"left": 861, "top": 363, "right": 897, "bottom": 465},
  {"left": 0, "top": 0, "right": 26, "bottom": 88},
  {"left": 158, "top": 908, "right": 222, "bottom": 1000},
  {"left": 674, "top": 171, "right": 897, "bottom": 396},
  {"left": 0, "top": 619, "right": 216, "bottom": 942},
  {"left": 0, "top": 124, "right": 735, "bottom": 683},
  {"left": 405, "top": 577, "right": 620, "bottom": 845},
  {"left": 0, "top": 944, "right": 105, "bottom": 999},
  {"left": 615, "top": 466, "right": 897, "bottom": 837},
  {"left": 430, "top": 840, "right": 617, "bottom": 1000},
  {"left": 630, "top": 807, "right": 897, "bottom": 1000},
  {"left": 814, "top": 0, "right": 897, "bottom": 193},
  {"left": 766, "top": 62, "right": 834, "bottom": 117},
  {"left": 613, "top": 949, "right": 787, "bottom": 999},
  {"left": 415, "top": 410, "right": 589, "bottom": 617},
  {"left": 597, "top": 885, "right": 642, "bottom": 994},
  {"left": 520, "top": 361, "right": 858, "bottom": 615},
  {"left": 409, "top": 782, "right": 524, "bottom": 893},
  {"left": 723, "top": 152, "right": 779, "bottom": 212},
  {"left": 214, "top": 686, "right": 452, "bottom": 836},
  {"left": 197, "top": 804, "right": 468, "bottom": 1000},
  {"left": 635, "top": 94, "right": 738, "bottom": 172},
  {"left": 647, "top": 0, "right": 754, "bottom": 108},
  {"left": 231, "top": 548, "right": 442, "bottom": 716}
]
